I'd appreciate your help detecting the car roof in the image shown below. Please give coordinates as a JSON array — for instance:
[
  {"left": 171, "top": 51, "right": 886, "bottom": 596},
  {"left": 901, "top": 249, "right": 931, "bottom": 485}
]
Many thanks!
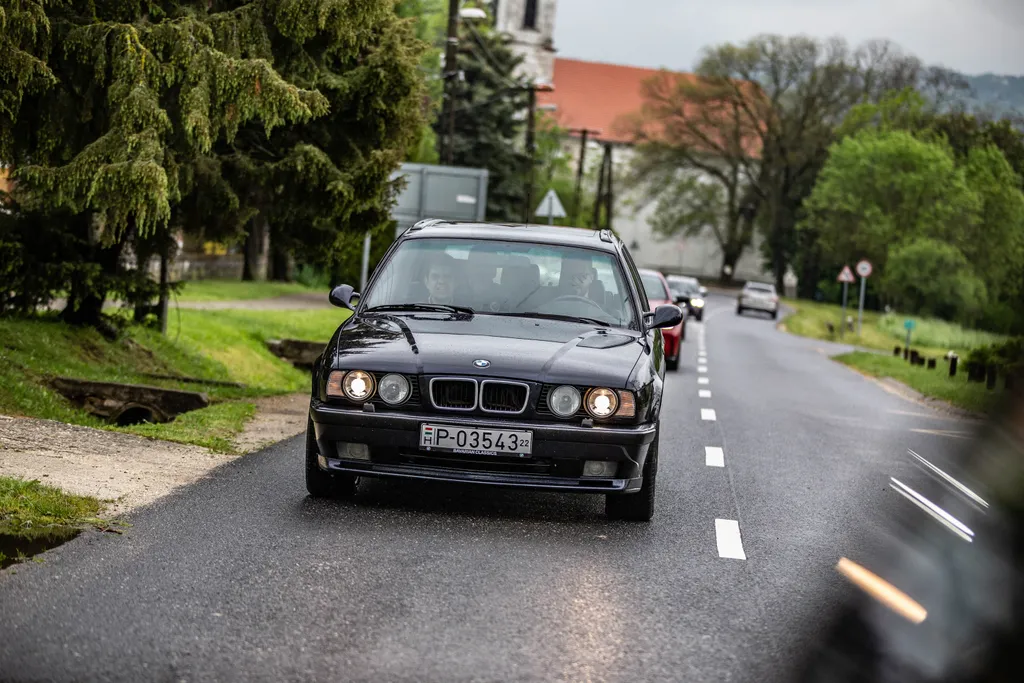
[
  {"left": 667, "top": 275, "right": 698, "bottom": 283},
  {"left": 745, "top": 281, "right": 775, "bottom": 288},
  {"left": 638, "top": 268, "right": 667, "bottom": 278},
  {"left": 402, "top": 220, "right": 620, "bottom": 252}
]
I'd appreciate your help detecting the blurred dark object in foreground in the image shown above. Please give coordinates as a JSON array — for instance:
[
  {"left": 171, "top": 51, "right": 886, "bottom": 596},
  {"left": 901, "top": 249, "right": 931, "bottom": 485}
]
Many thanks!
[{"left": 796, "top": 356, "right": 1024, "bottom": 682}]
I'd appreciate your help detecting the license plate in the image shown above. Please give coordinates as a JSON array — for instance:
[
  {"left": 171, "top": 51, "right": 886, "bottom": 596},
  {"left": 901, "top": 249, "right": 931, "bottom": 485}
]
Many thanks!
[{"left": 419, "top": 424, "right": 533, "bottom": 456}]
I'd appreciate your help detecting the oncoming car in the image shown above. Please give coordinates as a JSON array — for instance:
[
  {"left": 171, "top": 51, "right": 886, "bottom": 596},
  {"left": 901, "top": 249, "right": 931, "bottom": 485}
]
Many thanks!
[
  {"left": 306, "top": 220, "right": 683, "bottom": 521},
  {"left": 737, "top": 281, "right": 779, "bottom": 319},
  {"left": 638, "top": 269, "right": 684, "bottom": 371},
  {"left": 667, "top": 275, "right": 706, "bottom": 321}
]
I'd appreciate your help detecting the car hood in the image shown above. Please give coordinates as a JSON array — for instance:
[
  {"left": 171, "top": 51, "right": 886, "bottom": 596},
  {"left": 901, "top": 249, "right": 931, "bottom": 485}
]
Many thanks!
[{"left": 330, "top": 314, "right": 645, "bottom": 388}]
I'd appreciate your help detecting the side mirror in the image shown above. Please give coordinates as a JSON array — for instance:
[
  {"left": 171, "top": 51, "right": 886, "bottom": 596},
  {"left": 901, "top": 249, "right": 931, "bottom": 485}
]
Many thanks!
[
  {"left": 645, "top": 304, "right": 683, "bottom": 331},
  {"left": 699, "top": 286, "right": 708, "bottom": 296},
  {"left": 329, "top": 284, "right": 360, "bottom": 311},
  {"left": 674, "top": 294, "right": 688, "bottom": 305}
]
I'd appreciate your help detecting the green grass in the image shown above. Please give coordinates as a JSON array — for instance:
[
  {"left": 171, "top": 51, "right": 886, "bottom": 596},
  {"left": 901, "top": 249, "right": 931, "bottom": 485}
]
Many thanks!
[
  {"left": 0, "top": 476, "right": 108, "bottom": 569},
  {"left": 175, "top": 279, "right": 319, "bottom": 302},
  {"left": 120, "top": 401, "right": 257, "bottom": 452},
  {"left": 836, "top": 351, "right": 1003, "bottom": 414},
  {"left": 782, "top": 299, "right": 1007, "bottom": 357},
  {"left": 0, "top": 476, "right": 105, "bottom": 535},
  {"left": 0, "top": 307, "right": 348, "bottom": 449}
]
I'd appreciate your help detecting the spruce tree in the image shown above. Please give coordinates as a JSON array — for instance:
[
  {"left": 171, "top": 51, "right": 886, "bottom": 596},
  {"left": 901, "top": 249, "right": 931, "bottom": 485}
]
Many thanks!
[{"left": 0, "top": 1, "right": 425, "bottom": 320}]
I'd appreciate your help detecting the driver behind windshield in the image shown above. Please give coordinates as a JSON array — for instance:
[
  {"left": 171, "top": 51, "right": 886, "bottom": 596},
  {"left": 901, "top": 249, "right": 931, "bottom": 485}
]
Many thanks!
[
  {"left": 423, "top": 254, "right": 457, "bottom": 305},
  {"left": 556, "top": 256, "right": 597, "bottom": 299}
]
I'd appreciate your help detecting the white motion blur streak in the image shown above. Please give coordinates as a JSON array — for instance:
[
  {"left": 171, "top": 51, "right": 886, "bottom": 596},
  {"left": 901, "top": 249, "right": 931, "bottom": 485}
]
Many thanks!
[{"left": 889, "top": 477, "right": 975, "bottom": 542}]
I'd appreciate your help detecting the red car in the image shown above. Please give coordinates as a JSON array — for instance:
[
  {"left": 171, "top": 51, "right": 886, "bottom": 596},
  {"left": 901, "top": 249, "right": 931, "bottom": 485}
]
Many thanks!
[{"left": 639, "top": 268, "right": 684, "bottom": 371}]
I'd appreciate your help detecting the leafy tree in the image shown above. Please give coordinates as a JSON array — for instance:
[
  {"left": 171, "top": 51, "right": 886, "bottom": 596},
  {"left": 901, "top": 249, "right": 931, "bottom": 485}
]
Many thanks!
[
  {"left": 433, "top": 15, "right": 530, "bottom": 222},
  {"left": 621, "top": 35, "right": 936, "bottom": 286},
  {"left": 883, "top": 238, "right": 987, "bottom": 324},
  {"left": 620, "top": 70, "right": 760, "bottom": 283},
  {"left": 801, "top": 131, "right": 979, "bottom": 274},
  {"left": 396, "top": 0, "right": 446, "bottom": 164},
  {"left": 1, "top": 1, "right": 425, "bottom": 321}
]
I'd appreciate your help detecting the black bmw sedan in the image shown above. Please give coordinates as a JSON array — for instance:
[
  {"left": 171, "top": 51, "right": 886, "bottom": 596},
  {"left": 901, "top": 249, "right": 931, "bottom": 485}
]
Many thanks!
[{"left": 306, "top": 220, "right": 682, "bottom": 521}]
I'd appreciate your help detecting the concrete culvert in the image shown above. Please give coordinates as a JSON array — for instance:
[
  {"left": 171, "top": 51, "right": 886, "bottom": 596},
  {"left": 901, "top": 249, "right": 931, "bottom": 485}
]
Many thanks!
[{"left": 114, "top": 405, "right": 158, "bottom": 426}]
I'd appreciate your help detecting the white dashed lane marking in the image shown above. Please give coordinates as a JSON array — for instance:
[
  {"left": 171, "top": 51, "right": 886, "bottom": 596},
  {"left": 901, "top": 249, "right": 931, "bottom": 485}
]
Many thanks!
[
  {"left": 699, "top": 389, "right": 711, "bottom": 398},
  {"left": 705, "top": 446, "right": 724, "bottom": 467},
  {"left": 698, "top": 366, "right": 708, "bottom": 373},
  {"left": 715, "top": 519, "right": 747, "bottom": 559},
  {"left": 698, "top": 377, "right": 709, "bottom": 385},
  {"left": 701, "top": 408, "right": 717, "bottom": 421}
]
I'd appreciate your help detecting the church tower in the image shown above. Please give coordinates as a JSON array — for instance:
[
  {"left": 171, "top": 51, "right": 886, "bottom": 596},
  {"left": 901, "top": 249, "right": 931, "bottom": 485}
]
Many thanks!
[{"left": 490, "top": 0, "right": 557, "bottom": 85}]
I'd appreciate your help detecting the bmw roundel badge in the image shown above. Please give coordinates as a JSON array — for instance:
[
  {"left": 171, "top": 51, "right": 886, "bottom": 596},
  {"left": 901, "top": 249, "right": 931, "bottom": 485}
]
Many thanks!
[{"left": 473, "top": 359, "right": 491, "bottom": 368}]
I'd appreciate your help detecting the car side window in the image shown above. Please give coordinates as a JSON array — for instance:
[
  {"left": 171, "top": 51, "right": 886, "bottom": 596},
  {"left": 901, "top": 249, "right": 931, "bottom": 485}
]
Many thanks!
[{"left": 619, "top": 246, "right": 649, "bottom": 313}]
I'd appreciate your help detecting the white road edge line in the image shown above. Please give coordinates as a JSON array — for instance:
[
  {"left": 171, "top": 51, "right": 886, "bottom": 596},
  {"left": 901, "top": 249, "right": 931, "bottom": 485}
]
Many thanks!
[
  {"left": 698, "top": 377, "right": 710, "bottom": 385},
  {"left": 705, "top": 446, "right": 724, "bottom": 467},
  {"left": 701, "top": 408, "right": 717, "bottom": 421},
  {"left": 715, "top": 519, "right": 747, "bottom": 559},
  {"left": 699, "top": 389, "right": 712, "bottom": 398}
]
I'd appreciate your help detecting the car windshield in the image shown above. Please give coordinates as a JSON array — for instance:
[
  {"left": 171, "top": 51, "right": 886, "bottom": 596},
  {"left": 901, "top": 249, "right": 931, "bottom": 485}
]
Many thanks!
[
  {"left": 746, "top": 283, "right": 775, "bottom": 294},
  {"left": 361, "top": 237, "right": 638, "bottom": 329},
  {"left": 669, "top": 278, "right": 699, "bottom": 296},
  {"left": 640, "top": 273, "right": 670, "bottom": 302}
]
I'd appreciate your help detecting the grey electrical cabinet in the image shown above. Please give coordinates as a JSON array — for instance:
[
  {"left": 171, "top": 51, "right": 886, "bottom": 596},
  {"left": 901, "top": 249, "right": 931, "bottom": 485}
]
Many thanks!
[{"left": 391, "top": 163, "right": 489, "bottom": 237}]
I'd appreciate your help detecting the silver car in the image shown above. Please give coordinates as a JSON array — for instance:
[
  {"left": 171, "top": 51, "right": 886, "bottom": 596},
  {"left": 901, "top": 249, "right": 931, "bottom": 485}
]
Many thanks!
[{"left": 737, "top": 282, "right": 779, "bottom": 319}]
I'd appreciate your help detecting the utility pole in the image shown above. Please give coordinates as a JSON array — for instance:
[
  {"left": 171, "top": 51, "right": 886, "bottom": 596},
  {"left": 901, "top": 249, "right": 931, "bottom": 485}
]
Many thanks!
[
  {"left": 568, "top": 127, "right": 600, "bottom": 225},
  {"left": 523, "top": 85, "right": 537, "bottom": 224},
  {"left": 441, "top": 0, "right": 460, "bottom": 165},
  {"left": 592, "top": 144, "right": 613, "bottom": 230}
]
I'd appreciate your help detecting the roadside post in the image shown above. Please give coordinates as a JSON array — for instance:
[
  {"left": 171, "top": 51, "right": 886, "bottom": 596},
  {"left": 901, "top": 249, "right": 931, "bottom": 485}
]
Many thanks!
[
  {"left": 359, "top": 232, "right": 371, "bottom": 294},
  {"left": 904, "top": 318, "right": 916, "bottom": 360},
  {"left": 855, "top": 259, "right": 872, "bottom": 336},
  {"left": 837, "top": 265, "right": 855, "bottom": 339},
  {"left": 535, "top": 188, "right": 567, "bottom": 226}
]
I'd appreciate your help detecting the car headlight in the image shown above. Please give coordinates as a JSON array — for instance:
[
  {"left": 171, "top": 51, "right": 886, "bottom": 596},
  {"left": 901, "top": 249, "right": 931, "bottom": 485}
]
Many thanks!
[
  {"left": 327, "top": 370, "right": 375, "bottom": 402},
  {"left": 548, "top": 385, "right": 581, "bottom": 417},
  {"left": 691, "top": 298, "right": 705, "bottom": 307},
  {"left": 585, "top": 387, "right": 619, "bottom": 419},
  {"left": 378, "top": 373, "right": 411, "bottom": 405}
]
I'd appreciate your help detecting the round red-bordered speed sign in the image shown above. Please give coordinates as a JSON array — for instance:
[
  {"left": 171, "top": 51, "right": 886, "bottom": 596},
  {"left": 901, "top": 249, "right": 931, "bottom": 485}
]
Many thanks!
[{"left": 856, "top": 260, "right": 873, "bottom": 278}]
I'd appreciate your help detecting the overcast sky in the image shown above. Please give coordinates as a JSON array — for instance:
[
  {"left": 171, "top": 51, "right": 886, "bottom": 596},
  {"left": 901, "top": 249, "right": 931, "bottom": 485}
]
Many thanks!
[{"left": 552, "top": 0, "right": 1023, "bottom": 75}]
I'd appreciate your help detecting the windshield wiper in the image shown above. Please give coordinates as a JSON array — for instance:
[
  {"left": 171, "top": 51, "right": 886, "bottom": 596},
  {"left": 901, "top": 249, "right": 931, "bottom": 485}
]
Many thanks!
[
  {"left": 499, "top": 312, "right": 614, "bottom": 327},
  {"left": 364, "top": 303, "right": 474, "bottom": 316}
]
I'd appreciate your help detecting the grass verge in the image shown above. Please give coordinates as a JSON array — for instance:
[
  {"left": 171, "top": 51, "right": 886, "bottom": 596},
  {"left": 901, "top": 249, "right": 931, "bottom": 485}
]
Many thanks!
[
  {"left": 835, "top": 351, "right": 1003, "bottom": 414},
  {"left": 175, "top": 279, "right": 319, "bottom": 302},
  {"left": 782, "top": 298, "right": 1007, "bottom": 357},
  {"left": 0, "top": 307, "right": 346, "bottom": 450},
  {"left": 1, "top": 476, "right": 107, "bottom": 569}
]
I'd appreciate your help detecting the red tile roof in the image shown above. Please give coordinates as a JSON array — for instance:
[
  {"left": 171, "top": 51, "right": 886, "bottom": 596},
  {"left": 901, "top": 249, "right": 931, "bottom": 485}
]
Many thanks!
[{"left": 538, "top": 58, "right": 701, "bottom": 144}]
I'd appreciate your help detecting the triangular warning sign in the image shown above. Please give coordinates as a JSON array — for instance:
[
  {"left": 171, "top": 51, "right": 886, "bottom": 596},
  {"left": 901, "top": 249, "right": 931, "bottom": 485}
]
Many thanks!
[
  {"left": 534, "top": 189, "right": 567, "bottom": 219},
  {"left": 837, "top": 265, "right": 855, "bottom": 283}
]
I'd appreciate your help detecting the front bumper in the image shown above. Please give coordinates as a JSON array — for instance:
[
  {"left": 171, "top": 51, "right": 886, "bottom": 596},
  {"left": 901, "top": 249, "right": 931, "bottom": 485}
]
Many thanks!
[
  {"left": 310, "top": 401, "right": 658, "bottom": 494},
  {"left": 740, "top": 297, "right": 777, "bottom": 312}
]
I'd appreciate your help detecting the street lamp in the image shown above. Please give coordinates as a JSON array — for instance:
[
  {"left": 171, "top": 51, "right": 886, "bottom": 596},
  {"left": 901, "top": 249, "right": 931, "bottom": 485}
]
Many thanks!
[{"left": 440, "top": 2, "right": 489, "bottom": 165}]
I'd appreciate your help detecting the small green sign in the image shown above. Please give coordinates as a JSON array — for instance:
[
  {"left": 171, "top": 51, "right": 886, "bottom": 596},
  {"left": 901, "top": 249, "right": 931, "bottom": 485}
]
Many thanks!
[{"left": 904, "top": 319, "right": 917, "bottom": 331}]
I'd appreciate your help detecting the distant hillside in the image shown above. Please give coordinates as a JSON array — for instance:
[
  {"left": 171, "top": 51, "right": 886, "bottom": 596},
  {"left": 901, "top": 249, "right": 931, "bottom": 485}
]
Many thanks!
[{"left": 961, "top": 74, "right": 1024, "bottom": 118}]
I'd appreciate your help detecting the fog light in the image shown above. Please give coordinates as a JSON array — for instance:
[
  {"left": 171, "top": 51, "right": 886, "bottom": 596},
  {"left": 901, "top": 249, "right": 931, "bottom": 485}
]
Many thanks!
[
  {"left": 582, "top": 460, "right": 617, "bottom": 477},
  {"left": 317, "top": 453, "right": 328, "bottom": 469},
  {"left": 336, "top": 443, "right": 370, "bottom": 460}
]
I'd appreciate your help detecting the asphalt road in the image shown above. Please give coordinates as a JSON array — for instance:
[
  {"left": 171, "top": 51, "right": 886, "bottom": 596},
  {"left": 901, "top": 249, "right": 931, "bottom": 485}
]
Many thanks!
[{"left": 0, "top": 295, "right": 980, "bottom": 682}]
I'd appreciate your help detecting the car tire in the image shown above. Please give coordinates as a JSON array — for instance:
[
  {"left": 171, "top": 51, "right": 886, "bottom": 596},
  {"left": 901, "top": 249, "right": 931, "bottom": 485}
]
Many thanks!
[
  {"left": 697, "top": 311, "right": 704, "bottom": 322},
  {"left": 736, "top": 305, "right": 743, "bottom": 315},
  {"left": 666, "top": 356, "right": 679, "bottom": 372},
  {"left": 771, "top": 310, "right": 778, "bottom": 320},
  {"left": 305, "top": 416, "right": 357, "bottom": 498},
  {"left": 606, "top": 426, "right": 658, "bottom": 522}
]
